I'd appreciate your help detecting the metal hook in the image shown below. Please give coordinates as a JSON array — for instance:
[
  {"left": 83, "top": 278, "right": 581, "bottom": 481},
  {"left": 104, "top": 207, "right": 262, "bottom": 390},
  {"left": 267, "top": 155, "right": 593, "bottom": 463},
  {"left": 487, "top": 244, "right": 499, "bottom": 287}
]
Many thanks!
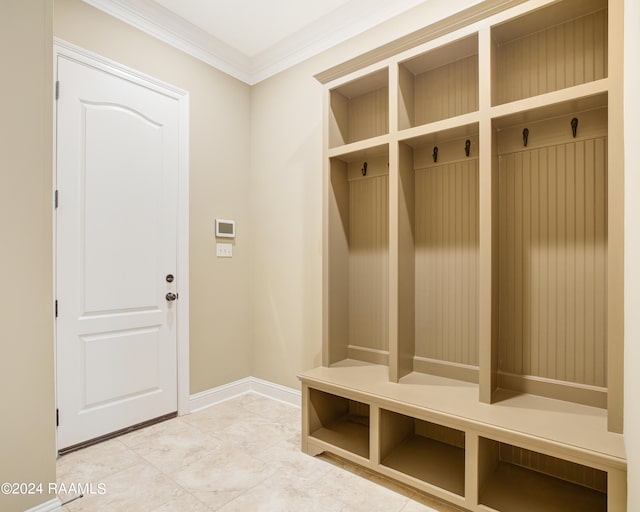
[
  {"left": 571, "top": 117, "right": 578, "bottom": 138},
  {"left": 523, "top": 128, "right": 529, "bottom": 147},
  {"left": 361, "top": 162, "right": 367, "bottom": 176},
  {"left": 432, "top": 146, "right": 438, "bottom": 163},
  {"left": 465, "top": 139, "right": 471, "bottom": 157}
]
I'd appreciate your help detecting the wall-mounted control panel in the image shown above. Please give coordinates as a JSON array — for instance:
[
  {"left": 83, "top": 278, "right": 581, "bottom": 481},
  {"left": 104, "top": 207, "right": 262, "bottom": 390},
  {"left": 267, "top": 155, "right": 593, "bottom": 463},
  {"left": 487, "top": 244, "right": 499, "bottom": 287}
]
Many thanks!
[{"left": 215, "top": 219, "right": 235, "bottom": 238}]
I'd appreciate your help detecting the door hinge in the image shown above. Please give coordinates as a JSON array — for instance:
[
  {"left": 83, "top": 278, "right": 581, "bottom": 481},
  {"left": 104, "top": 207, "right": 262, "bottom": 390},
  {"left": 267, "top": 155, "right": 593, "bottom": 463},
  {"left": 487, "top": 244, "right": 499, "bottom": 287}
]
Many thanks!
[
  {"left": 55, "top": 300, "right": 58, "bottom": 318},
  {"left": 54, "top": 190, "right": 59, "bottom": 209},
  {"left": 55, "top": 81, "right": 60, "bottom": 100},
  {"left": 56, "top": 408, "right": 59, "bottom": 427}
]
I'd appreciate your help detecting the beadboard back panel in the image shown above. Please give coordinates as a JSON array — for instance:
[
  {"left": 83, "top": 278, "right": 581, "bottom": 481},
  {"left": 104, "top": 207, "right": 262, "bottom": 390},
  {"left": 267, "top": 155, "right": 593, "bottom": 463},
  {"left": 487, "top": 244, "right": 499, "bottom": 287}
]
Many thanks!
[
  {"left": 497, "top": 136, "right": 608, "bottom": 387},
  {"left": 498, "top": 442, "right": 607, "bottom": 493},
  {"left": 349, "top": 173, "right": 390, "bottom": 356},
  {"left": 414, "top": 159, "right": 479, "bottom": 367},
  {"left": 493, "top": 7, "right": 607, "bottom": 105}
]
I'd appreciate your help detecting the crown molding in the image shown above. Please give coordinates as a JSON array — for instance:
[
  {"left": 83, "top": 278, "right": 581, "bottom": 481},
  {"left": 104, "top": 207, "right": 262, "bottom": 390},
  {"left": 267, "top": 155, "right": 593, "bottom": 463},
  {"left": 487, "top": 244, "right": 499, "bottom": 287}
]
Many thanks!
[
  {"left": 248, "top": 0, "right": 431, "bottom": 83},
  {"left": 82, "top": 0, "right": 254, "bottom": 83},
  {"left": 81, "top": 0, "right": 437, "bottom": 85}
]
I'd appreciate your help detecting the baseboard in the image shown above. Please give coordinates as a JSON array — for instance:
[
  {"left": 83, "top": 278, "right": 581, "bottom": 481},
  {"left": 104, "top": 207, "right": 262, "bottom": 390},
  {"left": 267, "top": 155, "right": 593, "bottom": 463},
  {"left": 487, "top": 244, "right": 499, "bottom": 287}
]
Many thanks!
[
  {"left": 249, "top": 377, "right": 301, "bottom": 407},
  {"left": 188, "top": 377, "right": 253, "bottom": 413},
  {"left": 188, "top": 376, "right": 301, "bottom": 413},
  {"left": 24, "top": 498, "right": 63, "bottom": 512}
]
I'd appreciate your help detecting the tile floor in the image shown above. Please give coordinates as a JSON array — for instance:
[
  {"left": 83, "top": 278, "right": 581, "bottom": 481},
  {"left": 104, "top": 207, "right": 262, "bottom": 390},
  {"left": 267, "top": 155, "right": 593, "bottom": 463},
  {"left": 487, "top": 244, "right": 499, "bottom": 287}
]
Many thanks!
[{"left": 56, "top": 393, "right": 463, "bottom": 512}]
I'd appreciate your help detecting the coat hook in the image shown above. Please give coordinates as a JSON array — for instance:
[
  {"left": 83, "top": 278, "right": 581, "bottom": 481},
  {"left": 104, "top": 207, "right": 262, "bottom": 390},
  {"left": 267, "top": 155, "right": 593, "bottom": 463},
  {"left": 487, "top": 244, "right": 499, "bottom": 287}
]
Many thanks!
[
  {"left": 432, "top": 146, "right": 438, "bottom": 163},
  {"left": 361, "top": 161, "right": 367, "bottom": 176},
  {"left": 571, "top": 117, "right": 578, "bottom": 138},
  {"left": 523, "top": 128, "right": 529, "bottom": 147},
  {"left": 465, "top": 139, "right": 471, "bottom": 157}
]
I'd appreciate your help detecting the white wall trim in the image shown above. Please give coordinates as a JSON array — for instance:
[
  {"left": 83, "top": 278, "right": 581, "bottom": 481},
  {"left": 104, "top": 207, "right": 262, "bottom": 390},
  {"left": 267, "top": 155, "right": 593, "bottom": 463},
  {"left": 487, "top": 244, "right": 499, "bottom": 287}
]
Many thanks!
[
  {"left": 24, "top": 498, "right": 63, "bottom": 512},
  {"left": 249, "top": 377, "right": 302, "bottom": 408},
  {"left": 174, "top": 61, "right": 191, "bottom": 419},
  {"left": 188, "top": 377, "right": 254, "bottom": 413},
  {"left": 79, "top": 0, "right": 466, "bottom": 85},
  {"left": 245, "top": 0, "right": 435, "bottom": 84},
  {"left": 188, "top": 377, "right": 301, "bottom": 414},
  {"left": 80, "top": 0, "right": 252, "bottom": 84},
  {"left": 54, "top": 38, "right": 188, "bottom": 97}
]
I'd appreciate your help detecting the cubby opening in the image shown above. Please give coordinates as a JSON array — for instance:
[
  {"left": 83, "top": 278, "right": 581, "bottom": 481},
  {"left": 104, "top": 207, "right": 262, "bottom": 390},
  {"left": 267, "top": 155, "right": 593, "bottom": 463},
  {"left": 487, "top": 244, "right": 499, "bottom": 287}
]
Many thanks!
[
  {"left": 329, "top": 68, "right": 389, "bottom": 147},
  {"left": 399, "top": 34, "right": 478, "bottom": 130},
  {"left": 326, "top": 145, "right": 389, "bottom": 367},
  {"left": 380, "top": 409, "right": 465, "bottom": 496},
  {"left": 492, "top": 94, "right": 608, "bottom": 407},
  {"left": 492, "top": 0, "right": 608, "bottom": 106},
  {"left": 478, "top": 437, "right": 607, "bottom": 512},
  {"left": 308, "top": 389, "right": 370, "bottom": 459},
  {"left": 396, "top": 124, "right": 479, "bottom": 382}
]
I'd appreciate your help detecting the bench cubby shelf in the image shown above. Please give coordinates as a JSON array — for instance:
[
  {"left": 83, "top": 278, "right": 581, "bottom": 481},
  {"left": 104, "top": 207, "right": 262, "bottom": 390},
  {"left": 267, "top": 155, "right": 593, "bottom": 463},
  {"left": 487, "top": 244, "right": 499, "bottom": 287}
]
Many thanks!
[
  {"left": 380, "top": 409, "right": 466, "bottom": 497},
  {"left": 300, "top": 363, "right": 626, "bottom": 511},
  {"left": 308, "top": 388, "right": 370, "bottom": 460},
  {"left": 303, "top": 0, "right": 626, "bottom": 510},
  {"left": 478, "top": 437, "right": 607, "bottom": 512}
]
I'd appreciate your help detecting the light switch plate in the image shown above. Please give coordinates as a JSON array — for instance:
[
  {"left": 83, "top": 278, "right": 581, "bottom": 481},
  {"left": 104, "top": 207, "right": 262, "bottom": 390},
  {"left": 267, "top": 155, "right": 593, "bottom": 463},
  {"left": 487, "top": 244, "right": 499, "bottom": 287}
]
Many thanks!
[{"left": 216, "top": 243, "right": 232, "bottom": 258}]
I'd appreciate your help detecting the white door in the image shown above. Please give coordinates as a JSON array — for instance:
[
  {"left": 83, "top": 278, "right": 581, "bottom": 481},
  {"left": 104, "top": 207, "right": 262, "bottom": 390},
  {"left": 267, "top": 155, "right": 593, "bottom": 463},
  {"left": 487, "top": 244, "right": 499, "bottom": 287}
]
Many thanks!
[{"left": 56, "top": 53, "right": 180, "bottom": 450}]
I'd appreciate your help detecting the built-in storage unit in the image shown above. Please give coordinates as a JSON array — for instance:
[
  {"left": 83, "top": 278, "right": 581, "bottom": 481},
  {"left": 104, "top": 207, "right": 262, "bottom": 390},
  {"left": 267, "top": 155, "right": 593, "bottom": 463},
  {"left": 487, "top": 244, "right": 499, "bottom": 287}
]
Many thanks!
[
  {"left": 491, "top": 0, "right": 608, "bottom": 106},
  {"left": 326, "top": 144, "right": 389, "bottom": 366},
  {"left": 398, "top": 124, "right": 480, "bottom": 383},
  {"left": 308, "top": 388, "right": 370, "bottom": 460},
  {"left": 329, "top": 68, "right": 389, "bottom": 147},
  {"left": 478, "top": 438, "right": 607, "bottom": 512},
  {"left": 492, "top": 94, "right": 609, "bottom": 407},
  {"left": 399, "top": 35, "right": 478, "bottom": 129},
  {"left": 380, "top": 409, "right": 465, "bottom": 496},
  {"left": 303, "top": 0, "right": 626, "bottom": 510}
]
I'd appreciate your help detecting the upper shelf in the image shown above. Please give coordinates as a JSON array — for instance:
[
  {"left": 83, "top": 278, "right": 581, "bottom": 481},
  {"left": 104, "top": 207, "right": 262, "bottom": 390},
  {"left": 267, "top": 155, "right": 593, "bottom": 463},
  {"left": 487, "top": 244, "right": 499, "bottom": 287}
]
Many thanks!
[
  {"left": 399, "top": 34, "right": 478, "bottom": 130},
  {"left": 329, "top": 68, "right": 389, "bottom": 148},
  {"left": 491, "top": 0, "right": 608, "bottom": 106}
]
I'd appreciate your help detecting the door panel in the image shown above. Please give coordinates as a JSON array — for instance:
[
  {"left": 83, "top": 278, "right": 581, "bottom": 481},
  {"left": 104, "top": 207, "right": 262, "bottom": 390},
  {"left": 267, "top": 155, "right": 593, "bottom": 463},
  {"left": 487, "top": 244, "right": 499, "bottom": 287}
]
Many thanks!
[
  {"left": 82, "top": 327, "right": 161, "bottom": 408},
  {"left": 56, "top": 54, "right": 179, "bottom": 449},
  {"left": 82, "top": 103, "right": 163, "bottom": 313}
]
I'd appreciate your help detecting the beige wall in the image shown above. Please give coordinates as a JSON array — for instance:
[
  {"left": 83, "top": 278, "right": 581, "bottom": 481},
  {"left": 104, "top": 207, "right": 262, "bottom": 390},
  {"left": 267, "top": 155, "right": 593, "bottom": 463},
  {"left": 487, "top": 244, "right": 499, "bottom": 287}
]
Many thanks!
[
  {"left": 53, "top": 0, "right": 253, "bottom": 394},
  {"left": 624, "top": 0, "right": 640, "bottom": 507},
  {"left": 0, "top": 1, "right": 56, "bottom": 510},
  {"left": 249, "top": 60, "right": 324, "bottom": 387}
]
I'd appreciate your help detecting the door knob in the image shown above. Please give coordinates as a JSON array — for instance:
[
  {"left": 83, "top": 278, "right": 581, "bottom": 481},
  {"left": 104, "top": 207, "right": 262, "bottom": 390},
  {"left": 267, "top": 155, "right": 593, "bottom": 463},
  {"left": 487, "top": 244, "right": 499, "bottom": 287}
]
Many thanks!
[{"left": 166, "top": 292, "right": 177, "bottom": 302}]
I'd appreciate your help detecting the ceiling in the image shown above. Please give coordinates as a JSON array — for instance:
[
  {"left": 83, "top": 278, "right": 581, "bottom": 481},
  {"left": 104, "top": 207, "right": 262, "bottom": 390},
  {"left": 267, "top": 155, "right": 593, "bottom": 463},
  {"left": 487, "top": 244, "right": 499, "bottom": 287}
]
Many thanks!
[
  {"left": 82, "top": 0, "right": 431, "bottom": 84},
  {"left": 151, "top": 0, "right": 356, "bottom": 57}
]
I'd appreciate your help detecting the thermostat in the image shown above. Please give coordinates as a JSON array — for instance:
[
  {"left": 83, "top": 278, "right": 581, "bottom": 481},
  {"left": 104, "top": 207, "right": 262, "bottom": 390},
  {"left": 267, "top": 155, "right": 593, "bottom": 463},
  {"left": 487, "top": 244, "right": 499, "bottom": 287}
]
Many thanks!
[{"left": 215, "top": 219, "right": 235, "bottom": 238}]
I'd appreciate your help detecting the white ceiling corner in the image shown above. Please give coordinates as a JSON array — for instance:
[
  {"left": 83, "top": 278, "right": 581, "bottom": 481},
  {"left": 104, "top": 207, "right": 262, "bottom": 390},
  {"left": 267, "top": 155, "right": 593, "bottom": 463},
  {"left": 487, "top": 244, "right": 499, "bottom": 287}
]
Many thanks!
[{"left": 81, "top": 0, "right": 431, "bottom": 85}]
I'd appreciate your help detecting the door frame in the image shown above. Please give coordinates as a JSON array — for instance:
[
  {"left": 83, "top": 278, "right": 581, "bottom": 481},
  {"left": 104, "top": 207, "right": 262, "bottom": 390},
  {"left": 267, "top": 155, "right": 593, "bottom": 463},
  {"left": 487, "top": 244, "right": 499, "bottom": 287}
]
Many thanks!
[{"left": 53, "top": 39, "right": 190, "bottom": 446}]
